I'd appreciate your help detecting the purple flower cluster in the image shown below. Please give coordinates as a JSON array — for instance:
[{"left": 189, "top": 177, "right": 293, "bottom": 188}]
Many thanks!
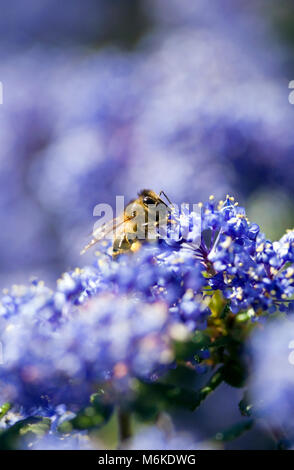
[
  {"left": 192, "top": 197, "right": 294, "bottom": 314},
  {"left": 0, "top": 195, "right": 293, "bottom": 417},
  {"left": 0, "top": 287, "right": 176, "bottom": 412},
  {"left": 0, "top": 243, "right": 207, "bottom": 412}
]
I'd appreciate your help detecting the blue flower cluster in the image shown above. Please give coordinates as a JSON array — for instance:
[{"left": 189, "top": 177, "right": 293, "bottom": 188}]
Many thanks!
[
  {"left": 0, "top": 196, "right": 293, "bottom": 417},
  {"left": 0, "top": 287, "right": 174, "bottom": 413},
  {"left": 199, "top": 197, "right": 294, "bottom": 314}
]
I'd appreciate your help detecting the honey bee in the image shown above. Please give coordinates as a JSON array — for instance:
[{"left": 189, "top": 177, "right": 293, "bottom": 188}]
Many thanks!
[{"left": 81, "top": 189, "right": 173, "bottom": 257}]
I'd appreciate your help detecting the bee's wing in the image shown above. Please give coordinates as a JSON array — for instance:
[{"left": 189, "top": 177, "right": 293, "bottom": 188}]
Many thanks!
[{"left": 80, "top": 214, "right": 134, "bottom": 255}]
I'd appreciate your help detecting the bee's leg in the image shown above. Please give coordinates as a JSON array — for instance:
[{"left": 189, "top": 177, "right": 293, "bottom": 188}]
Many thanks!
[
  {"left": 118, "top": 235, "right": 132, "bottom": 253},
  {"left": 113, "top": 236, "right": 124, "bottom": 254},
  {"left": 119, "top": 235, "right": 129, "bottom": 248},
  {"left": 113, "top": 236, "right": 131, "bottom": 258}
]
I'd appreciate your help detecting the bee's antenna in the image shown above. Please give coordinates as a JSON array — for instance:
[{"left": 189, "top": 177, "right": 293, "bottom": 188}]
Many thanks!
[
  {"left": 159, "top": 191, "right": 173, "bottom": 206},
  {"left": 158, "top": 190, "right": 176, "bottom": 213}
]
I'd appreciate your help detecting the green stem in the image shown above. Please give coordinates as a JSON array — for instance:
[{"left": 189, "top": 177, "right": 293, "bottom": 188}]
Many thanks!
[
  {"left": 193, "top": 367, "right": 224, "bottom": 410},
  {"left": 117, "top": 407, "right": 132, "bottom": 446},
  {"left": 214, "top": 419, "right": 254, "bottom": 443}
]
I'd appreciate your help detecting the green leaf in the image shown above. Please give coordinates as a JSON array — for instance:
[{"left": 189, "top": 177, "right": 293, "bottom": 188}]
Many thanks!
[
  {"left": 0, "top": 416, "right": 51, "bottom": 450},
  {"left": 174, "top": 331, "right": 211, "bottom": 361},
  {"left": 0, "top": 403, "right": 11, "bottom": 420},
  {"left": 192, "top": 367, "right": 225, "bottom": 410},
  {"left": 161, "top": 364, "right": 200, "bottom": 389},
  {"left": 19, "top": 418, "right": 51, "bottom": 437},
  {"left": 193, "top": 331, "right": 212, "bottom": 348},
  {"left": 223, "top": 360, "right": 247, "bottom": 388},
  {"left": 132, "top": 380, "right": 200, "bottom": 421},
  {"left": 133, "top": 366, "right": 225, "bottom": 420},
  {"left": 209, "top": 290, "right": 227, "bottom": 316},
  {"left": 58, "top": 392, "right": 113, "bottom": 432}
]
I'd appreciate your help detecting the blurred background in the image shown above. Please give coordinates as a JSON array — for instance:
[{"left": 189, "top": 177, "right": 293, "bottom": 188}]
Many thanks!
[
  {"left": 1, "top": 0, "right": 294, "bottom": 449},
  {"left": 1, "top": 0, "right": 294, "bottom": 288}
]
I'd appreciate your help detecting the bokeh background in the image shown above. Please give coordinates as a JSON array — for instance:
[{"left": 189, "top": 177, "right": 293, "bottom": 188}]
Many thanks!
[{"left": 1, "top": 0, "right": 294, "bottom": 449}]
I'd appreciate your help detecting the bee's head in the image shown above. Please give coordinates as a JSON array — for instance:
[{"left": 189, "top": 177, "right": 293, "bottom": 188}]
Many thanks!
[{"left": 138, "top": 189, "right": 158, "bottom": 206}]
